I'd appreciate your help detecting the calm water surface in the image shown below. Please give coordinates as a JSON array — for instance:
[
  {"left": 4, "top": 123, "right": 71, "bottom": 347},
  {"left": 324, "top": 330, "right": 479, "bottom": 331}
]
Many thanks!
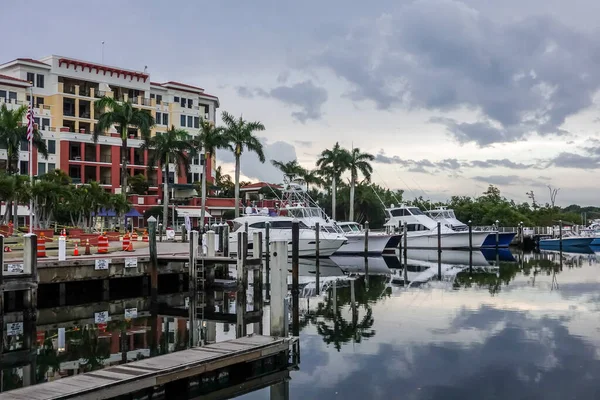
[{"left": 3, "top": 247, "right": 600, "bottom": 399}]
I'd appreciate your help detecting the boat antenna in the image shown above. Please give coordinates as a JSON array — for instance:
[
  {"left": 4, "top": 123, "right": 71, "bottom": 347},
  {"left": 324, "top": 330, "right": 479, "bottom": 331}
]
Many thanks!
[
  {"left": 370, "top": 184, "right": 387, "bottom": 210},
  {"left": 411, "top": 178, "right": 433, "bottom": 211},
  {"left": 373, "top": 169, "right": 401, "bottom": 205}
]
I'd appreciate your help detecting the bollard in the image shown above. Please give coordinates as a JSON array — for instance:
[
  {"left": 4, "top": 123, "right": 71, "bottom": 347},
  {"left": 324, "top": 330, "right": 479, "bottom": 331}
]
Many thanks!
[
  {"left": 223, "top": 224, "right": 230, "bottom": 257},
  {"left": 265, "top": 221, "right": 270, "bottom": 301},
  {"left": 437, "top": 221, "right": 442, "bottom": 281},
  {"left": 84, "top": 238, "right": 91, "bottom": 255},
  {"left": 270, "top": 240, "right": 289, "bottom": 337},
  {"left": 58, "top": 234, "right": 67, "bottom": 261},
  {"left": 23, "top": 234, "right": 37, "bottom": 277},
  {"left": 252, "top": 231, "right": 262, "bottom": 258},
  {"left": 291, "top": 220, "right": 300, "bottom": 336},
  {"left": 403, "top": 222, "right": 408, "bottom": 268},
  {"left": 364, "top": 221, "right": 369, "bottom": 256},
  {"left": 315, "top": 222, "right": 320, "bottom": 290},
  {"left": 206, "top": 230, "right": 216, "bottom": 257}
]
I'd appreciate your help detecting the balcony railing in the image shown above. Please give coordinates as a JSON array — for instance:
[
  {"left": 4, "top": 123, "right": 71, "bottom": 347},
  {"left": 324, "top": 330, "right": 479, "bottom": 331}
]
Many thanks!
[
  {"left": 140, "top": 98, "right": 152, "bottom": 106},
  {"left": 84, "top": 155, "right": 97, "bottom": 162},
  {"left": 130, "top": 96, "right": 139, "bottom": 104},
  {"left": 63, "top": 85, "right": 76, "bottom": 95},
  {"left": 70, "top": 155, "right": 82, "bottom": 161},
  {"left": 99, "top": 179, "right": 111, "bottom": 185},
  {"left": 79, "top": 87, "right": 91, "bottom": 97},
  {"left": 63, "top": 110, "right": 75, "bottom": 117},
  {"left": 100, "top": 155, "right": 111, "bottom": 163},
  {"left": 71, "top": 177, "right": 82, "bottom": 184},
  {"left": 79, "top": 111, "right": 91, "bottom": 119}
]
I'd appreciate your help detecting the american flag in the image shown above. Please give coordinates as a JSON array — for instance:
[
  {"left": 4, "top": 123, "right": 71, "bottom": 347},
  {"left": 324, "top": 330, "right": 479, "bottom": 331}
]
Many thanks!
[{"left": 26, "top": 95, "right": 34, "bottom": 141}]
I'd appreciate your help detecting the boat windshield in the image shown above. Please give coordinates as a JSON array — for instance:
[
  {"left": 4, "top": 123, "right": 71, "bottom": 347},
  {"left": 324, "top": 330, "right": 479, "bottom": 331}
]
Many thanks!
[
  {"left": 408, "top": 207, "right": 424, "bottom": 216},
  {"left": 340, "top": 223, "right": 361, "bottom": 233}
]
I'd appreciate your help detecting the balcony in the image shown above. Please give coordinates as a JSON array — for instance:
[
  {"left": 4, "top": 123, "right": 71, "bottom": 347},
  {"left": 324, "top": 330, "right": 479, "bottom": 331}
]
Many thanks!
[
  {"left": 100, "top": 155, "right": 112, "bottom": 163},
  {"left": 95, "top": 90, "right": 106, "bottom": 98},
  {"left": 140, "top": 98, "right": 152, "bottom": 106},
  {"left": 63, "top": 85, "right": 76, "bottom": 95}
]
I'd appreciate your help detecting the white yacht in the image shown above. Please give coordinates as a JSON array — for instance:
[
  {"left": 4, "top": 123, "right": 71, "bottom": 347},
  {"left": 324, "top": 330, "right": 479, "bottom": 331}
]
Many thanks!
[
  {"left": 384, "top": 204, "right": 489, "bottom": 249},
  {"left": 280, "top": 179, "right": 401, "bottom": 256},
  {"left": 228, "top": 215, "right": 346, "bottom": 257}
]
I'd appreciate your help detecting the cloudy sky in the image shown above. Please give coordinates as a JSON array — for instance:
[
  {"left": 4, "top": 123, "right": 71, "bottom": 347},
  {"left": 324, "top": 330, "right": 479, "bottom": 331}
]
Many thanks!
[{"left": 4, "top": 0, "right": 600, "bottom": 206}]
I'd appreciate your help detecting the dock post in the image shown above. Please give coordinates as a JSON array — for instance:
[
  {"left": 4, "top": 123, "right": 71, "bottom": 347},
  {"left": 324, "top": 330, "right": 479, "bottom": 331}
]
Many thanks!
[
  {"left": 189, "top": 230, "right": 199, "bottom": 292},
  {"left": 253, "top": 232, "right": 263, "bottom": 335},
  {"left": 58, "top": 234, "right": 66, "bottom": 261},
  {"left": 291, "top": 219, "right": 300, "bottom": 337},
  {"left": 236, "top": 231, "right": 248, "bottom": 338},
  {"left": 223, "top": 224, "right": 230, "bottom": 257},
  {"left": 147, "top": 216, "right": 158, "bottom": 305},
  {"left": 559, "top": 220, "right": 563, "bottom": 251},
  {"left": 206, "top": 230, "right": 216, "bottom": 257},
  {"left": 253, "top": 231, "right": 263, "bottom": 259},
  {"left": 265, "top": 221, "right": 271, "bottom": 301},
  {"left": 315, "top": 222, "right": 320, "bottom": 291},
  {"left": 23, "top": 234, "right": 38, "bottom": 322},
  {"left": 437, "top": 221, "right": 442, "bottom": 281},
  {"left": 270, "top": 240, "right": 289, "bottom": 337},
  {"left": 0, "top": 235, "right": 4, "bottom": 287},
  {"left": 364, "top": 221, "right": 369, "bottom": 256},
  {"left": 495, "top": 220, "right": 500, "bottom": 250},
  {"left": 217, "top": 223, "right": 223, "bottom": 253},
  {"left": 403, "top": 222, "right": 408, "bottom": 270},
  {"left": 468, "top": 221, "right": 473, "bottom": 271}
]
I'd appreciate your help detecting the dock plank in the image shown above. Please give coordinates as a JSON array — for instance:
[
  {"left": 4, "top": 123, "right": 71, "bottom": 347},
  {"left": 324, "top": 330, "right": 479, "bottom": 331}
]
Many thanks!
[{"left": 0, "top": 335, "right": 291, "bottom": 400}]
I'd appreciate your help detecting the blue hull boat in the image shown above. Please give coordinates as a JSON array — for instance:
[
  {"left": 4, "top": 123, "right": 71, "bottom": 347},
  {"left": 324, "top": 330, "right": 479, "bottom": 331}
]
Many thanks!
[
  {"left": 481, "top": 248, "right": 516, "bottom": 262},
  {"left": 539, "top": 237, "right": 594, "bottom": 248},
  {"left": 481, "top": 232, "right": 516, "bottom": 248},
  {"left": 591, "top": 238, "right": 600, "bottom": 246}
]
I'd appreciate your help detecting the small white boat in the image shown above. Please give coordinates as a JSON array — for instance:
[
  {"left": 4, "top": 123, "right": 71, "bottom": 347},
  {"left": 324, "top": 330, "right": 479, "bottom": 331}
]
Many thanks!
[
  {"left": 228, "top": 215, "right": 346, "bottom": 257},
  {"left": 336, "top": 221, "right": 400, "bottom": 255},
  {"left": 384, "top": 204, "right": 489, "bottom": 249}
]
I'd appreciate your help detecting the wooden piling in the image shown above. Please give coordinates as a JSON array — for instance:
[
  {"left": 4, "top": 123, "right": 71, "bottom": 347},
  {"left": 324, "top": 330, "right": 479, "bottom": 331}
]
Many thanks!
[
  {"left": 270, "top": 240, "right": 288, "bottom": 337},
  {"left": 291, "top": 219, "right": 300, "bottom": 337},
  {"left": 236, "top": 231, "right": 248, "bottom": 338},
  {"left": 437, "top": 221, "right": 442, "bottom": 280},
  {"left": 559, "top": 220, "right": 563, "bottom": 251},
  {"left": 189, "top": 230, "right": 199, "bottom": 292},
  {"left": 495, "top": 220, "right": 500, "bottom": 250},
  {"left": 148, "top": 216, "right": 158, "bottom": 305},
  {"left": 253, "top": 231, "right": 263, "bottom": 259},
  {"left": 206, "top": 230, "right": 216, "bottom": 257},
  {"left": 315, "top": 222, "right": 320, "bottom": 291},
  {"left": 364, "top": 221, "right": 369, "bottom": 256},
  {"left": 253, "top": 232, "right": 263, "bottom": 335},
  {"left": 468, "top": 221, "right": 473, "bottom": 271},
  {"left": 265, "top": 221, "right": 270, "bottom": 301},
  {"left": 403, "top": 222, "right": 408, "bottom": 268},
  {"left": 223, "top": 224, "right": 230, "bottom": 257}
]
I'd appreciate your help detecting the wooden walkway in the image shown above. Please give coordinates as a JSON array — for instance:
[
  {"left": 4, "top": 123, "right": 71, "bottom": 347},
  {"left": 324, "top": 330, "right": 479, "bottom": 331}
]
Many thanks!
[{"left": 0, "top": 335, "right": 295, "bottom": 400}]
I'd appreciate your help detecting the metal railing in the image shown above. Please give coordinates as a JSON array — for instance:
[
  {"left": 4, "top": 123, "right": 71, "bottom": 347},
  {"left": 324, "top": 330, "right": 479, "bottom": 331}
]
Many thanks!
[
  {"left": 79, "top": 87, "right": 91, "bottom": 97},
  {"left": 140, "top": 98, "right": 152, "bottom": 106},
  {"left": 99, "top": 155, "right": 112, "bottom": 163},
  {"left": 63, "top": 85, "right": 76, "bottom": 94}
]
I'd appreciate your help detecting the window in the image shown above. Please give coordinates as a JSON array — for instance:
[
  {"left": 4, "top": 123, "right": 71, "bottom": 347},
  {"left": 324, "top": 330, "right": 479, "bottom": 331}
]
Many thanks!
[
  {"left": 163, "top": 114, "right": 168, "bottom": 126},
  {"left": 8, "top": 92, "right": 17, "bottom": 102},
  {"left": 19, "top": 161, "right": 28, "bottom": 174},
  {"left": 408, "top": 207, "right": 424, "bottom": 216},
  {"left": 204, "top": 104, "right": 210, "bottom": 114},
  {"left": 36, "top": 97, "right": 44, "bottom": 107},
  {"left": 38, "top": 163, "right": 46, "bottom": 175},
  {"left": 390, "top": 208, "right": 409, "bottom": 217},
  {"left": 36, "top": 74, "right": 44, "bottom": 88},
  {"left": 156, "top": 95, "right": 162, "bottom": 104},
  {"left": 34, "top": 117, "right": 40, "bottom": 126},
  {"left": 42, "top": 118, "right": 50, "bottom": 130},
  {"left": 150, "top": 94, "right": 155, "bottom": 99},
  {"left": 174, "top": 96, "right": 179, "bottom": 103},
  {"left": 180, "top": 115, "right": 186, "bottom": 127},
  {"left": 250, "top": 222, "right": 266, "bottom": 229},
  {"left": 193, "top": 156, "right": 199, "bottom": 165},
  {"left": 0, "top": 90, "right": 5, "bottom": 99},
  {"left": 180, "top": 97, "right": 186, "bottom": 107},
  {"left": 188, "top": 99, "right": 193, "bottom": 108},
  {"left": 48, "top": 139, "right": 55, "bottom": 154},
  {"left": 20, "top": 140, "right": 28, "bottom": 151},
  {"left": 193, "top": 117, "right": 199, "bottom": 129},
  {"left": 194, "top": 173, "right": 199, "bottom": 182},
  {"left": 48, "top": 163, "right": 55, "bottom": 172},
  {"left": 27, "top": 72, "right": 35, "bottom": 83},
  {"left": 187, "top": 173, "right": 192, "bottom": 183},
  {"left": 187, "top": 116, "right": 193, "bottom": 127},
  {"left": 155, "top": 112, "right": 161, "bottom": 125}
]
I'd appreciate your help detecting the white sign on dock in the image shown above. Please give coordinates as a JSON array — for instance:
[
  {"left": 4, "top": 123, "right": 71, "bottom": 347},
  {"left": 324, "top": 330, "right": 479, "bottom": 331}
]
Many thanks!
[
  {"left": 58, "top": 236, "right": 66, "bottom": 261},
  {"left": 95, "top": 311, "right": 109, "bottom": 323},
  {"left": 124, "top": 257, "right": 138, "bottom": 268},
  {"left": 6, "top": 263, "right": 24, "bottom": 273},
  {"left": 124, "top": 308, "right": 138, "bottom": 319},
  {"left": 95, "top": 259, "right": 110, "bottom": 270},
  {"left": 6, "top": 322, "right": 23, "bottom": 336}
]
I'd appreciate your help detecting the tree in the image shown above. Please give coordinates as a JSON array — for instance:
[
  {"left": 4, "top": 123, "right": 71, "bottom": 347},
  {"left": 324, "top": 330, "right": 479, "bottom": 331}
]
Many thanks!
[
  {"left": 214, "top": 166, "right": 234, "bottom": 197},
  {"left": 221, "top": 111, "right": 266, "bottom": 217},
  {"left": 301, "top": 168, "right": 324, "bottom": 192},
  {"left": 271, "top": 159, "right": 305, "bottom": 181},
  {"left": 190, "top": 118, "right": 231, "bottom": 226},
  {"left": 0, "top": 103, "right": 48, "bottom": 226},
  {"left": 548, "top": 185, "right": 560, "bottom": 208},
  {"left": 347, "top": 147, "right": 374, "bottom": 221},
  {"left": 526, "top": 190, "right": 538, "bottom": 210},
  {"left": 316, "top": 142, "right": 351, "bottom": 221},
  {"left": 128, "top": 173, "right": 149, "bottom": 195},
  {"left": 94, "top": 97, "right": 155, "bottom": 195},
  {"left": 143, "top": 126, "right": 195, "bottom": 228}
]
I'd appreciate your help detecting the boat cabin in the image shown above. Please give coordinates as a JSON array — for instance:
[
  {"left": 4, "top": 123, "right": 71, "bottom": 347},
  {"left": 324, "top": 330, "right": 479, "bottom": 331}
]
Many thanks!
[{"left": 337, "top": 222, "right": 362, "bottom": 233}]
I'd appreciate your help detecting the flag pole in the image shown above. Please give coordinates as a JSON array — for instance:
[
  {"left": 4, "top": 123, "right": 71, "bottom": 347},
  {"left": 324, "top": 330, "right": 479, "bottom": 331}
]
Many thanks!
[{"left": 28, "top": 85, "right": 34, "bottom": 234}]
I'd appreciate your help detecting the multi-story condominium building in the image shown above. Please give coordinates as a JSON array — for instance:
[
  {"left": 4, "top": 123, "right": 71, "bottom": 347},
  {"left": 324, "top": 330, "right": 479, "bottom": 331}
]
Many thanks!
[{"left": 0, "top": 56, "right": 221, "bottom": 224}]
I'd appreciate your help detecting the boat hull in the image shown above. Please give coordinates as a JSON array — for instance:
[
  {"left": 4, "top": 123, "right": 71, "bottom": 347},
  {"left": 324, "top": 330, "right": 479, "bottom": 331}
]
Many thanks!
[
  {"left": 333, "top": 233, "right": 397, "bottom": 256},
  {"left": 481, "top": 232, "right": 516, "bottom": 248},
  {"left": 406, "top": 231, "right": 489, "bottom": 249},
  {"left": 229, "top": 229, "right": 345, "bottom": 257},
  {"left": 539, "top": 237, "right": 593, "bottom": 248}
]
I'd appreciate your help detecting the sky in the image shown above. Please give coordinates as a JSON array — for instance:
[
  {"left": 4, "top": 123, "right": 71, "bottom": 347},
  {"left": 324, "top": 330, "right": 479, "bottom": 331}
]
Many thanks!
[{"left": 3, "top": 0, "right": 600, "bottom": 206}]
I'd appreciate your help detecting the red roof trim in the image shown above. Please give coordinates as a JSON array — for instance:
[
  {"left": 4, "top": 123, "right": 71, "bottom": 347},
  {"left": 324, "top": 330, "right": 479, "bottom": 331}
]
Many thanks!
[
  {"left": 58, "top": 58, "right": 149, "bottom": 82},
  {"left": 16, "top": 58, "right": 50, "bottom": 66},
  {"left": 162, "top": 81, "right": 204, "bottom": 92},
  {"left": 199, "top": 92, "right": 218, "bottom": 99},
  {"left": 0, "top": 74, "right": 30, "bottom": 83}
]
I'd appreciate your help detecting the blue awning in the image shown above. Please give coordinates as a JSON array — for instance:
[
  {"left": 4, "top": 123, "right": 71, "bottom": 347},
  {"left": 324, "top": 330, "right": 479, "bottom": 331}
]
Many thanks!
[
  {"left": 93, "top": 208, "right": 116, "bottom": 217},
  {"left": 125, "top": 208, "right": 142, "bottom": 218}
]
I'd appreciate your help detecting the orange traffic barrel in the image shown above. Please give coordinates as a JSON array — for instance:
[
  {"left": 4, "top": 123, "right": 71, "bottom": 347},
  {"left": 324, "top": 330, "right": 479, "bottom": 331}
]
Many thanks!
[
  {"left": 97, "top": 233, "right": 109, "bottom": 254},
  {"left": 142, "top": 229, "right": 149, "bottom": 242},
  {"left": 132, "top": 231, "right": 139, "bottom": 242},
  {"left": 122, "top": 233, "right": 131, "bottom": 251},
  {"left": 37, "top": 232, "right": 47, "bottom": 258}
]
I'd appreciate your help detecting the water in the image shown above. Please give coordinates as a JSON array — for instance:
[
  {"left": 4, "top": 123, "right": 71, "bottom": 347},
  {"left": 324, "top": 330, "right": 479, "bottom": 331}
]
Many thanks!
[{"left": 3, "top": 247, "right": 600, "bottom": 398}]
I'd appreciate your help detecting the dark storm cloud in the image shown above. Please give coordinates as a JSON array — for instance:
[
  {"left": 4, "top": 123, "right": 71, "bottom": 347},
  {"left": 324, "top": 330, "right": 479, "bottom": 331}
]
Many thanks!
[
  {"left": 469, "top": 159, "right": 536, "bottom": 169},
  {"left": 473, "top": 175, "right": 545, "bottom": 187},
  {"left": 236, "top": 80, "right": 328, "bottom": 123},
  {"left": 546, "top": 152, "right": 600, "bottom": 169},
  {"left": 312, "top": 0, "right": 600, "bottom": 146}
]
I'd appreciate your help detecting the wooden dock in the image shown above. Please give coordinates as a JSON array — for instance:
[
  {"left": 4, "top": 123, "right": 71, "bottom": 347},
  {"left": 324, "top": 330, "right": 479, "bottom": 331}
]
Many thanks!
[{"left": 0, "top": 335, "right": 298, "bottom": 400}]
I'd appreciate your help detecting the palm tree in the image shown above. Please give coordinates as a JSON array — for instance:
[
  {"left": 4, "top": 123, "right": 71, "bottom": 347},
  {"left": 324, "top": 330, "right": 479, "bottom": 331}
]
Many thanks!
[
  {"left": 221, "top": 112, "right": 266, "bottom": 217},
  {"left": 190, "top": 119, "right": 231, "bottom": 227},
  {"left": 94, "top": 97, "right": 155, "bottom": 194},
  {"left": 143, "top": 126, "right": 195, "bottom": 229},
  {"left": 301, "top": 168, "right": 324, "bottom": 192},
  {"left": 347, "top": 147, "right": 374, "bottom": 221},
  {"left": 271, "top": 159, "right": 305, "bottom": 181},
  {"left": 316, "top": 142, "right": 351, "bottom": 221},
  {"left": 0, "top": 104, "right": 48, "bottom": 226}
]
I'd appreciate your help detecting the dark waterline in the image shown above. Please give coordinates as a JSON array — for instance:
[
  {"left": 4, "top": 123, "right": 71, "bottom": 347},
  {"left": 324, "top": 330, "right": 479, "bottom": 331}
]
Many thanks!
[{"left": 3, "top": 247, "right": 600, "bottom": 399}]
